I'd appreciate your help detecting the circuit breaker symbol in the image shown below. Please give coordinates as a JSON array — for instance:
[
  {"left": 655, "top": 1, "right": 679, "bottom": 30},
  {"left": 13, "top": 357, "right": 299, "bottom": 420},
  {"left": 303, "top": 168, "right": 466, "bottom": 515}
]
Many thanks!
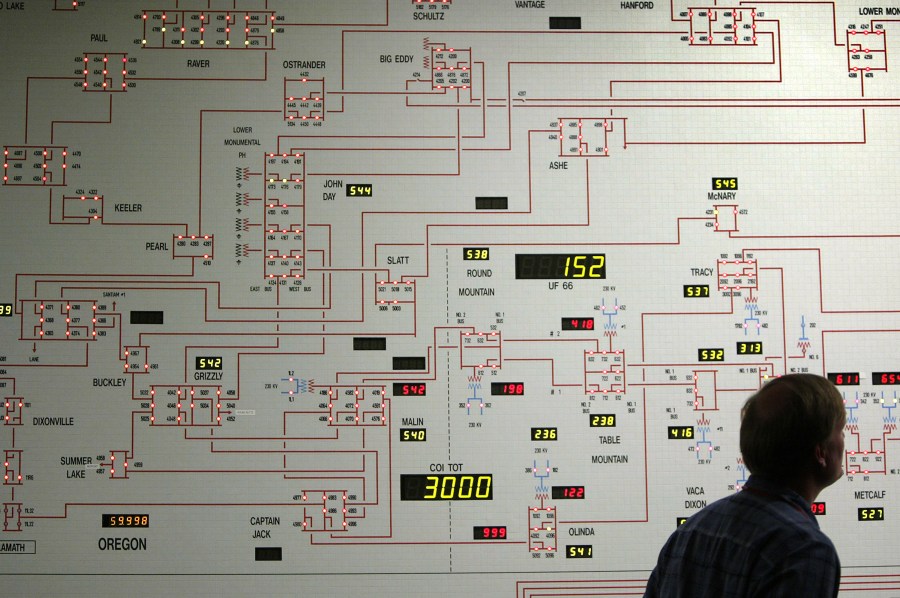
[
  {"left": 3, "top": 146, "right": 68, "bottom": 186},
  {"left": 284, "top": 79, "right": 324, "bottom": 121},
  {"left": 847, "top": 29, "right": 887, "bottom": 72},
  {"left": 141, "top": 10, "right": 276, "bottom": 49},
  {"left": 432, "top": 47, "right": 471, "bottom": 89},
  {"left": 689, "top": 7, "right": 757, "bottom": 45}
]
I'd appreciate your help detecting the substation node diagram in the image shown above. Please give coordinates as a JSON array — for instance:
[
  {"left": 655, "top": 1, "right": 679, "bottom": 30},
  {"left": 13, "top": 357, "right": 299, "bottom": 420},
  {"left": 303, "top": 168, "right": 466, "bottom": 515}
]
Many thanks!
[{"left": 1, "top": 1, "right": 900, "bottom": 596}]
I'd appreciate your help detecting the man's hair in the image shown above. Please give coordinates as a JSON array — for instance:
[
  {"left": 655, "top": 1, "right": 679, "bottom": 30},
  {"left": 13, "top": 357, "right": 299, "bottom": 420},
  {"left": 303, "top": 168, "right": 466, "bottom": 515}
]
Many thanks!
[{"left": 740, "top": 374, "right": 845, "bottom": 481}]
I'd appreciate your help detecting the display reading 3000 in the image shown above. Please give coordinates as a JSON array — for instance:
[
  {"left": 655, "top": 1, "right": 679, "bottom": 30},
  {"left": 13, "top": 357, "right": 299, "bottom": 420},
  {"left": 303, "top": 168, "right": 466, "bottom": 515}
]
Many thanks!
[{"left": 399, "top": 474, "right": 493, "bottom": 501}]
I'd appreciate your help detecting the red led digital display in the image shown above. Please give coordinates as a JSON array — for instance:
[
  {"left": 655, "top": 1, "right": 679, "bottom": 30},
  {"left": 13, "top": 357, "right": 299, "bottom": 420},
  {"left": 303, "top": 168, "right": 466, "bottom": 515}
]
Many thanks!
[
  {"left": 561, "top": 317, "right": 594, "bottom": 331},
  {"left": 392, "top": 382, "right": 427, "bottom": 396},
  {"left": 551, "top": 485, "right": 585, "bottom": 499},
  {"left": 490, "top": 382, "right": 524, "bottom": 395},
  {"left": 873, "top": 372, "right": 900, "bottom": 385},
  {"left": 473, "top": 526, "right": 507, "bottom": 540},
  {"left": 827, "top": 372, "right": 859, "bottom": 386},
  {"left": 811, "top": 502, "right": 826, "bottom": 516}
]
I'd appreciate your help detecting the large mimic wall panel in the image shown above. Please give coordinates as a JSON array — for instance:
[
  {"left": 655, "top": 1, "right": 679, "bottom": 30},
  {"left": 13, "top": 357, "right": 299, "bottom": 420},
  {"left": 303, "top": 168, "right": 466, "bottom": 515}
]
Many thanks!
[{"left": 1, "top": 1, "right": 899, "bottom": 595}]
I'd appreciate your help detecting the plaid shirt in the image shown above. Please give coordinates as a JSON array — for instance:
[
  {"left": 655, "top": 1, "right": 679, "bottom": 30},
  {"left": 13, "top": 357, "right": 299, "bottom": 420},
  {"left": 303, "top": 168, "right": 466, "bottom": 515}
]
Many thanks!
[{"left": 645, "top": 475, "right": 840, "bottom": 597}]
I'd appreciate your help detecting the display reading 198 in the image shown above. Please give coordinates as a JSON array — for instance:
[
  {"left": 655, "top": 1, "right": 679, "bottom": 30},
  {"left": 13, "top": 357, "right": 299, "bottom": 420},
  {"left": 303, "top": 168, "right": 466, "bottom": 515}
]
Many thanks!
[
  {"left": 698, "top": 348, "right": 724, "bottom": 362},
  {"left": 399, "top": 474, "right": 493, "bottom": 500},
  {"left": 736, "top": 342, "right": 762, "bottom": 355},
  {"left": 858, "top": 507, "right": 884, "bottom": 521},
  {"left": 392, "top": 382, "right": 426, "bottom": 396},
  {"left": 400, "top": 428, "right": 426, "bottom": 442},
  {"left": 873, "top": 372, "right": 900, "bottom": 385},
  {"left": 491, "top": 382, "right": 524, "bottom": 395},
  {"left": 531, "top": 427, "right": 557, "bottom": 441},
  {"left": 463, "top": 247, "right": 489, "bottom": 260},
  {"left": 102, "top": 514, "right": 149, "bottom": 528},
  {"left": 683, "top": 285, "right": 709, "bottom": 298},
  {"left": 551, "top": 485, "right": 585, "bottom": 499},
  {"left": 668, "top": 426, "right": 694, "bottom": 439},
  {"left": 0, "top": 303, "right": 12, "bottom": 317},
  {"left": 473, "top": 526, "right": 507, "bottom": 540},
  {"left": 566, "top": 545, "right": 593, "bottom": 558},
  {"left": 195, "top": 356, "right": 223, "bottom": 370},
  {"left": 590, "top": 414, "right": 616, "bottom": 427},
  {"left": 827, "top": 372, "right": 860, "bottom": 386},
  {"left": 561, "top": 317, "right": 594, "bottom": 330},
  {"left": 515, "top": 254, "right": 605, "bottom": 279}
]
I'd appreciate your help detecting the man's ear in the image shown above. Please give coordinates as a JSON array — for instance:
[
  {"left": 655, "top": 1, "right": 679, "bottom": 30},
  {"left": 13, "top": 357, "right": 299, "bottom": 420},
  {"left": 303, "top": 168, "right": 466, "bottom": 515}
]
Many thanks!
[{"left": 814, "top": 443, "right": 827, "bottom": 468}]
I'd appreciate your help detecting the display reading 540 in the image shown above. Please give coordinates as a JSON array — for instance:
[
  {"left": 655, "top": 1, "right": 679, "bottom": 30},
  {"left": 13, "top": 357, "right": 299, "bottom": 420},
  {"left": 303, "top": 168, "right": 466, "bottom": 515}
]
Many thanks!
[
  {"left": 515, "top": 254, "right": 606, "bottom": 279},
  {"left": 400, "top": 474, "right": 493, "bottom": 500}
]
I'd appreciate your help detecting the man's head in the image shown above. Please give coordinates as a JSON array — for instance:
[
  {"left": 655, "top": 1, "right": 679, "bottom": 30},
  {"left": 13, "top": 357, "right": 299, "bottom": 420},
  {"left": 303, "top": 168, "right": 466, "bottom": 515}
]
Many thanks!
[{"left": 740, "top": 374, "right": 846, "bottom": 487}]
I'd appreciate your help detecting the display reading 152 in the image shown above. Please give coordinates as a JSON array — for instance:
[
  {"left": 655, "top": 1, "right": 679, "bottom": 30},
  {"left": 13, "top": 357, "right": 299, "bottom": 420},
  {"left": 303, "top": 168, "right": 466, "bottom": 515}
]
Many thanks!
[
  {"left": 515, "top": 254, "right": 606, "bottom": 279},
  {"left": 463, "top": 247, "right": 490, "bottom": 260},
  {"left": 712, "top": 177, "right": 738, "bottom": 190}
]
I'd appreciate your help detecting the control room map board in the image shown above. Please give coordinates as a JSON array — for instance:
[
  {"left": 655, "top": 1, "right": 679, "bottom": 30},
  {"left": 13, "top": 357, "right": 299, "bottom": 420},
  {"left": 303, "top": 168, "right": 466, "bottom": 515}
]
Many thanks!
[{"left": 1, "top": 1, "right": 899, "bottom": 596}]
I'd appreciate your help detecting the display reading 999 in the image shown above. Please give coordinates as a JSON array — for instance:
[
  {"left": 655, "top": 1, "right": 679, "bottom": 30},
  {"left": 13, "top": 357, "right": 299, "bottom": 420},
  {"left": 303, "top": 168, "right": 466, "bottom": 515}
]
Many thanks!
[{"left": 515, "top": 254, "right": 606, "bottom": 279}]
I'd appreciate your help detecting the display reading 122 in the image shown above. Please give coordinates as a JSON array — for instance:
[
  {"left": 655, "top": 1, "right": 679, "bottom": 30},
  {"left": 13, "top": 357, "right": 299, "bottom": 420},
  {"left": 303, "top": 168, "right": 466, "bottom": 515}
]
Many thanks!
[{"left": 515, "top": 254, "right": 606, "bottom": 279}]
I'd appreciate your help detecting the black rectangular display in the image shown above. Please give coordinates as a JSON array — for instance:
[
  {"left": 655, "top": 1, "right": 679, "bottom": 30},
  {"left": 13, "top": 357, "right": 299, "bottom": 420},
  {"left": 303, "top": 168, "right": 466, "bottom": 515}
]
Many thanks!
[
  {"left": 711, "top": 177, "right": 738, "bottom": 190},
  {"left": 400, "top": 428, "right": 426, "bottom": 442},
  {"left": 400, "top": 474, "right": 493, "bottom": 500},
  {"left": 392, "top": 382, "right": 427, "bottom": 396},
  {"left": 873, "top": 372, "right": 900, "bottom": 385},
  {"left": 551, "top": 485, "right": 585, "bottom": 499},
  {"left": 195, "top": 356, "right": 223, "bottom": 370},
  {"left": 550, "top": 16, "right": 581, "bottom": 29},
  {"left": 353, "top": 337, "right": 386, "bottom": 351},
  {"left": 393, "top": 356, "right": 427, "bottom": 370},
  {"left": 736, "top": 341, "right": 762, "bottom": 355},
  {"left": 490, "top": 382, "right": 524, "bottom": 395},
  {"left": 566, "top": 545, "right": 593, "bottom": 558},
  {"left": 102, "top": 514, "right": 149, "bottom": 528},
  {"left": 561, "top": 317, "right": 594, "bottom": 331},
  {"left": 346, "top": 183, "right": 372, "bottom": 197},
  {"left": 827, "top": 372, "right": 860, "bottom": 386},
  {"left": 254, "top": 546, "right": 283, "bottom": 561},
  {"left": 473, "top": 526, "right": 507, "bottom": 540},
  {"left": 515, "top": 254, "right": 606, "bottom": 280},
  {"left": 130, "top": 310, "right": 163, "bottom": 325},
  {"left": 0, "top": 303, "right": 12, "bottom": 316},
  {"left": 475, "top": 196, "right": 508, "bottom": 210},
  {"left": 683, "top": 285, "right": 710, "bottom": 298}
]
